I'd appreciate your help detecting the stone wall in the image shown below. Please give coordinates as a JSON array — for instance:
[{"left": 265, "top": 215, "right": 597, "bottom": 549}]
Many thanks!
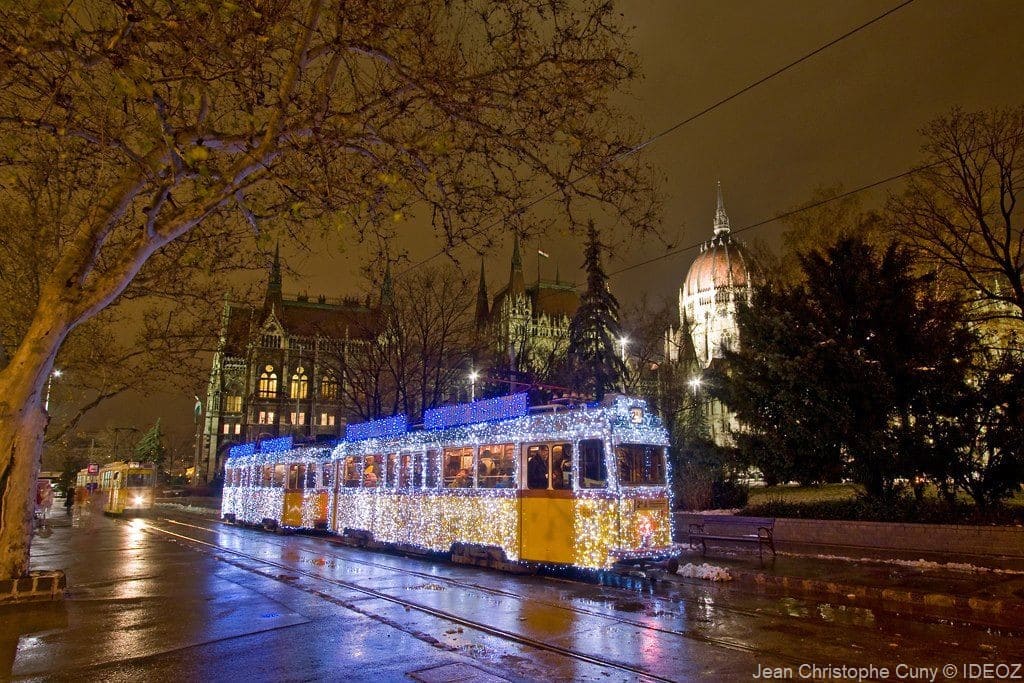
[
  {"left": 675, "top": 513, "right": 1024, "bottom": 560},
  {"left": 0, "top": 570, "right": 66, "bottom": 604}
]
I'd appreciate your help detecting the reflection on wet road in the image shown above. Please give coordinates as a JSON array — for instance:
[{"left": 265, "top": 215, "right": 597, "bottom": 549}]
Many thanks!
[{"left": 8, "top": 510, "right": 1024, "bottom": 682}]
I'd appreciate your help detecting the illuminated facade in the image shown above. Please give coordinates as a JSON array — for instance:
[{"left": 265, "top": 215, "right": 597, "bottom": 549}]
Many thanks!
[
  {"left": 201, "top": 246, "right": 382, "bottom": 482},
  {"left": 482, "top": 235, "right": 579, "bottom": 379},
  {"left": 665, "top": 184, "right": 761, "bottom": 444}
]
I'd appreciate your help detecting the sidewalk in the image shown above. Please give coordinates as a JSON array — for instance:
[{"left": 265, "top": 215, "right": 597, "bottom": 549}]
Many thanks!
[{"left": 656, "top": 543, "right": 1024, "bottom": 627}]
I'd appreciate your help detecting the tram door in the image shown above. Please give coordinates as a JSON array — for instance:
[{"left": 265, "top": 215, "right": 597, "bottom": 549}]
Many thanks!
[{"left": 519, "top": 442, "right": 574, "bottom": 564}]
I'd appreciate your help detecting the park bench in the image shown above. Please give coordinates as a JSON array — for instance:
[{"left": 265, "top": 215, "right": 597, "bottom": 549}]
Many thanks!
[{"left": 687, "top": 516, "right": 776, "bottom": 559}]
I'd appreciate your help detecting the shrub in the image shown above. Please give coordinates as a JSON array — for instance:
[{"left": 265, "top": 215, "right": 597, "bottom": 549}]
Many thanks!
[{"left": 743, "top": 494, "right": 1024, "bottom": 526}]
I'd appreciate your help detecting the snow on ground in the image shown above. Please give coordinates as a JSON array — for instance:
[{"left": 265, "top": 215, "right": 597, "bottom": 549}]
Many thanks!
[
  {"left": 782, "top": 552, "right": 1024, "bottom": 575},
  {"left": 156, "top": 502, "right": 221, "bottom": 517},
  {"left": 676, "top": 562, "right": 733, "bottom": 581}
]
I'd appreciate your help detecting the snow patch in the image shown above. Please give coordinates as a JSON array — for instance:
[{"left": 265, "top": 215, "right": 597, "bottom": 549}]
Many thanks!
[
  {"left": 156, "top": 502, "right": 221, "bottom": 517},
  {"left": 784, "top": 552, "right": 1024, "bottom": 575},
  {"left": 676, "top": 562, "right": 733, "bottom": 582}
]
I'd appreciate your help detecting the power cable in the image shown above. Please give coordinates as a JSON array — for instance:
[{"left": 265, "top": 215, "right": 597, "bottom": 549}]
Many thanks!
[{"left": 396, "top": 0, "right": 917, "bottom": 277}]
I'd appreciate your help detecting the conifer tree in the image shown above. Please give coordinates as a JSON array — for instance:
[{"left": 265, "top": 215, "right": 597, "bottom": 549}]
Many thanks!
[
  {"left": 566, "top": 222, "right": 626, "bottom": 400},
  {"left": 134, "top": 419, "right": 167, "bottom": 471}
]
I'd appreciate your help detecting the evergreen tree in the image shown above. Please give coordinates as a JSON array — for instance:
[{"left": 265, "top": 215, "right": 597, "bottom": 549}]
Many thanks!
[
  {"left": 565, "top": 222, "right": 626, "bottom": 400},
  {"left": 714, "top": 236, "right": 975, "bottom": 497},
  {"left": 134, "top": 419, "right": 167, "bottom": 471}
]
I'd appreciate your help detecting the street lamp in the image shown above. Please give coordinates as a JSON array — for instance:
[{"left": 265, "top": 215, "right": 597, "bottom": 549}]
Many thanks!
[
  {"left": 688, "top": 377, "right": 702, "bottom": 395},
  {"left": 469, "top": 370, "right": 479, "bottom": 402},
  {"left": 618, "top": 336, "right": 629, "bottom": 362},
  {"left": 44, "top": 368, "right": 62, "bottom": 412}
]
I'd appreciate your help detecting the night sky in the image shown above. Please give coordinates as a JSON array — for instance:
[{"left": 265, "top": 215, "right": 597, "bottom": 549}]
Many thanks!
[{"left": 82, "top": 0, "right": 1024, "bottom": 449}]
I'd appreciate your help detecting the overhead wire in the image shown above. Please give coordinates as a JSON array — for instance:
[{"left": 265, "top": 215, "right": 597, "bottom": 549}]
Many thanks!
[{"left": 396, "top": 0, "right": 917, "bottom": 277}]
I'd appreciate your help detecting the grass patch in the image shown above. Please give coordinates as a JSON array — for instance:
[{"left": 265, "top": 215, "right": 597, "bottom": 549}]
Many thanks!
[
  {"left": 743, "top": 496, "right": 1024, "bottom": 526},
  {"left": 747, "top": 483, "right": 861, "bottom": 507}
]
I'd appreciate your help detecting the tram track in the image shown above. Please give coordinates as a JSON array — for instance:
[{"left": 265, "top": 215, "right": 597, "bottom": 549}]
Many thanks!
[
  {"left": 146, "top": 513, "right": 861, "bottom": 668},
  {"left": 138, "top": 515, "right": 680, "bottom": 682}
]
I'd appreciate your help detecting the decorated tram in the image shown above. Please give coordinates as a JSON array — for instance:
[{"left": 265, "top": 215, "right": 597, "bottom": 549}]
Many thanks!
[
  {"left": 221, "top": 393, "right": 677, "bottom": 570},
  {"left": 75, "top": 461, "right": 157, "bottom": 514}
]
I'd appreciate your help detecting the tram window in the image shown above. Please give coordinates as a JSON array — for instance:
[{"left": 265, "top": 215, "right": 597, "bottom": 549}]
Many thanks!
[
  {"left": 341, "top": 457, "right": 361, "bottom": 488},
  {"left": 579, "top": 439, "right": 607, "bottom": 488},
  {"left": 425, "top": 450, "right": 440, "bottom": 489},
  {"left": 126, "top": 472, "right": 152, "bottom": 488},
  {"left": 411, "top": 453, "right": 423, "bottom": 488},
  {"left": 262, "top": 465, "right": 273, "bottom": 487},
  {"left": 224, "top": 468, "right": 232, "bottom": 488},
  {"left": 273, "top": 464, "right": 286, "bottom": 488},
  {"left": 385, "top": 454, "right": 399, "bottom": 489},
  {"left": 443, "top": 447, "right": 473, "bottom": 488},
  {"left": 615, "top": 445, "right": 667, "bottom": 486},
  {"left": 288, "top": 464, "right": 301, "bottom": 490},
  {"left": 398, "top": 454, "right": 411, "bottom": 488},
  {"left": 322, "top": 462, "right": 333, "bottom": 489},
  {"left": 364, "top": 455, "right": 383, "bottom": 487},
  {"left": 304, "top": 465, "right": 317, "bottom": 489},
  {"left": 525, "top": 445, "right": 550, "bottom": 490},
  {"left": 552, "top": 444, "right": 573, "bottom": 490},
  {"left": 477, "top": 444, "right": 514, "bottom": 488}
]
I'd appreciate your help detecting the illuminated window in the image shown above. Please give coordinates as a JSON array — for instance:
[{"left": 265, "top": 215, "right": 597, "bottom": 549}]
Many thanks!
[
  {"left": 425, "top": 450, "right": 440, "bottom": 488},
  {"left": 304, "top": 465, "right": 317, "bottom": 489},
  {"left": 319, "top": 413, "right": 336, "bottom": 426},
  {"left": 525, "top": 445, "right": 550, "bottom": 490},
  {"left": 234, "top": 423, "right": 241, "bottom": 435},
  {"left": 443, "top": 447, "right": 474, "bottom": 488},
  {"left": 262, "top": 334, "right": 281, "bottom": 348},
  {"left": 258, "top": 411, "right": 275, "bottom": 425},
  {"left": 579, "top": 439, "right": 607, "bottom": 489},
  {"left": 258, "top": 366, "right": 278, "bottom": 397},
  {"left": 272, "top": 464, "right": 286, "bottom": 488},
  {"left": 411, "top": 452, "right": 423, "bottom": 488},
  {"left": 385, "top": 453, "right": 399, "bottom": 489},
  {"left": 290, "top": 369, "right": 309, "bottom": 399},
  {"left": 290, "top": 412, "right": 305, "bottom": 426},
  {"left": 222, "top": 423, "right": 230, "bottom": 434},
  {"left": 477, "top": 444, "right": 515, "bottom": 489},
  {"left": 225, "top": 395, "right": 243, "bottom": 413},
  {"left": 552, "top": 443, "right": 572, "bottom": 490},
  {"left": 615, "top": 444, "right": 666, "bottom": 486},
  {"left": 363, "top": 455, "right": 383, "bottom": 488},
  {"left": 341, "top": 456, "right": 360, "bottom": 488},
  {"left": 322, "top": 462, "right": 333, "bottom": 489},
  {"left": 320, "top": 372, "right": 339, "bottom": 399},
  {"left": 288, "top": 464, "right": 301, "bottom": 489}
]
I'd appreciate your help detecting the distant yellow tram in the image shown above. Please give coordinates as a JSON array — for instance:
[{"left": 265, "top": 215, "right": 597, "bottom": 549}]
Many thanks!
[
  {"left": 222, "top": 394, "right": 677, "bottom": 570},
  {"left": 97, "top": 461, "right": 157, "bottom": 515}
]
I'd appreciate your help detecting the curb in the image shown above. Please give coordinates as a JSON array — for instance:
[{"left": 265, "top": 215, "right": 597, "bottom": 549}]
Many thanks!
[{"left": 0, "top": 569, "right": 66, "bottom": 605}]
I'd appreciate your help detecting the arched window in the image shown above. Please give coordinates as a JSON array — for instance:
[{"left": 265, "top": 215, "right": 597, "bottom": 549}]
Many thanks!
[
  {"left": 258, "top": 365, "right": 278, "bottom": 397},
  {"left": 290, "top": 368, "right": 309, "bottom": 399},
  {"left": 320, "top": 372, "right": 339, "bottom": 400}
]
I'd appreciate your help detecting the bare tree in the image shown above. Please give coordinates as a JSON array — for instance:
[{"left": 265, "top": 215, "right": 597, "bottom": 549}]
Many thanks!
[
  {"left": 889, "top": 106, "right": 1024, "bottom": 331},
  {"left": 0, "top": 1, "right": 657, "bottom": 578}
]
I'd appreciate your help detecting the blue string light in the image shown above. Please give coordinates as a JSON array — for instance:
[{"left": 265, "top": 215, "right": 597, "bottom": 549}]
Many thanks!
[
  {"left": 346, "top": 414, "right": 408, "bottom": 441},
  {"left": 229, "top": 442, "right": 256, "bottom": 458},
  {"left": 424, "top": 392, "right": 529, "bottom": 430},
  {"left": 259, "top": 436, "right": 294, "bottom": 453}
]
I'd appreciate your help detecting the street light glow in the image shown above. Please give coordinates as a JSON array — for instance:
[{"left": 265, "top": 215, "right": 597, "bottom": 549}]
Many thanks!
[
  {"left": 52, "top": 369, "right": 63, "bottom": 378},
  {"left": 689, "top": 377, "right": 702, "bottom": 390}
]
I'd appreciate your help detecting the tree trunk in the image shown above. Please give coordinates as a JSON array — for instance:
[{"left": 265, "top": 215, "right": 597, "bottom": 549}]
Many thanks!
[{"left": 0, "top": 305, "right": 71, "bottom": 580}]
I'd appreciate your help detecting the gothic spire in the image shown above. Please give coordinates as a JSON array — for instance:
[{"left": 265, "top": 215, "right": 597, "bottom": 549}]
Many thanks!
[
  {"left": 508, "top": 233, "right": 525, "bottom": 295},
  {"left": 713, "top": 181, "right": 731, "bottom": 237},
  {"left": 380, "top": 261, "right": 395, "bottom": 309},
  {"left": 264, "top": 240, "right": 283, "bottom": 314},
  {"left": 475, "top": 259, "right": 490, "bottom": 326}
]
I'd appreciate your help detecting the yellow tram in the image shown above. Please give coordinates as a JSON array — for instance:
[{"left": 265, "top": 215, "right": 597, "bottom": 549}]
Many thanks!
[
  {"left": 94, "top": 461, "right": 157, "bottom": 514},
  {"left": 222, "top": 394, "right": 677, "bottom": 570}
]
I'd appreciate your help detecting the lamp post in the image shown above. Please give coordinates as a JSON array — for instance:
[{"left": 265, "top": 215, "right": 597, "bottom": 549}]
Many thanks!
[
  {"left": 469, "top": 370, "right": 479, "bottom": 402},
  {"left": 618, "top": 336, "right": 629, "bottom": 363},
  {"left": 689, "top": 377, "right": 702, "bottom": 396},
  {"left": 44, "top": 369, "right": 62, "bottom": 412}
]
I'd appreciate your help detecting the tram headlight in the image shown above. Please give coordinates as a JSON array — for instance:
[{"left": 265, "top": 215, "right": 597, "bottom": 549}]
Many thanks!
[{"left": 132, "top": 495, "right": 146, "bottom": 507}]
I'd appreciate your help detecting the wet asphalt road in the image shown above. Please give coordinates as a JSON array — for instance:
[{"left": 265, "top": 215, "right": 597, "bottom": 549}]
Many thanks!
[{"left": 4, "top": 508, "right": 1023, "bottom": 682}]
